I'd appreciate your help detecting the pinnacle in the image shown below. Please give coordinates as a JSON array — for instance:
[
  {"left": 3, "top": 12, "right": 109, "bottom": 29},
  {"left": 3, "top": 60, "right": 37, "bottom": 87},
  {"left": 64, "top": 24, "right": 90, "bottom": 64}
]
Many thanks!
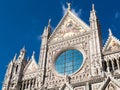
[
  {"left": 44, "top": 26, "right": 47, "bottom": 30},
  {"left": 108, "top": 28, "right": 112, "bottom": 36},
  {"left": 92, "top": 4, "right": 95, "bottom": 11},
  {"left": 67, "top": 2, "right": 71, "bottom": 10},
  {"left": 32, "top": 51, "right": 35, "bottom": 56},
  {"left": 21, "top": 45, "right": 26, "bottom": 52},
  {"left": 48, "top": 19, "right": 51, "bottom": 27},
  {"left": 13, "top": 53, "right": 17, "bottom": 62},
  {"left": 31, "top": 51, "right": 35, "bottom": 60}
]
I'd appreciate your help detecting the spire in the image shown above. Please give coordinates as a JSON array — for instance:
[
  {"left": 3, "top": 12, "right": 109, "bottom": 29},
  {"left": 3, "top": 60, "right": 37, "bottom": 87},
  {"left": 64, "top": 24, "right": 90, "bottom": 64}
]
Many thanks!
[
  {"left": 108, "top": 28, "right": 112, "bottom": 36},
  {"left": 67, "top": 2, "right": 71, "bottom": 10},
  {"left": 43, "top": 26, "right": 47, "bottom": 32},
  {"left": 48, "top": 19, "right": 51, "bottom": 27},
  {"left": 13, "top": 53, "right": 17, "bottom": 62},
  {"left": 20, "top": 46, "right": 26, "bottom": 55},
  {"left": 43, "top": 19, "right": 51, "bottom": 38},
  {"left": 90, "top": 4, "right": 96, "bottom": 18},
  {"left": 43, "top": 26, "right": 47, "bottom": 35},
  {"left": 22, "top": 45, "right": 25, "bottom": 51},
  {"left": 18, "top": 46, "right": 26, "bottom": 60},
  {"left": 47, "top": 19, "right": 51, "bottom": 33},
  {"left": 89, "top": 4, "right": 98, "bottom": 30},
  {"left": 7, "top": 60, "right": 13, "bottom": 68},
  {"left": 31, "top": 51, "right": 35, "bottom": 60},
  {"left": 92, "top": 4, "right": 95, "bottom": 11},
  {"left": 20, "top": 45, "right": 26, "bottom": 53},
  {"left": 9, "top": 60, "right": 13, "bottom": 65}
]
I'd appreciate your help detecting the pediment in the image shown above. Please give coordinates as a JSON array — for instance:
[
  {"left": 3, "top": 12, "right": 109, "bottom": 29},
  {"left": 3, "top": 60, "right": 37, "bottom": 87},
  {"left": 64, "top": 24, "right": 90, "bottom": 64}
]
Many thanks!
[
  {"left": 49, "top": 10, "right": 90, "bottom": 44},
  {"left": 24, "top": 59, "right": 38, "bottom": 75},
  {"left": 99, "top": 77, "right": 120, "bottom": 90},
  {"left": 103, "top": 35, "right": 120, "bottom": 55},
  {"left": 105, "top": 81, "right": 120, "bottom": 90}
]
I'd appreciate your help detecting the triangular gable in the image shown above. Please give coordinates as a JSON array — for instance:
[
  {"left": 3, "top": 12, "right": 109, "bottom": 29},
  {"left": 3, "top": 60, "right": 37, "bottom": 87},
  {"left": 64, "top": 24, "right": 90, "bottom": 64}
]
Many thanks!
[
  {"left": 103, "top": 35, "right": 120, "bottom": 55},
  {"left": 60, "top": 82, "right": 73, "bottom": 90},
  {"left": 99, "top": 77, "right": 120, "bottom": 90},
  {"left": 49, "top": 10, "right": 90, "bottom": 43},
  {"left": 23, "top": 59, "right": 38, "bottom": 75}
]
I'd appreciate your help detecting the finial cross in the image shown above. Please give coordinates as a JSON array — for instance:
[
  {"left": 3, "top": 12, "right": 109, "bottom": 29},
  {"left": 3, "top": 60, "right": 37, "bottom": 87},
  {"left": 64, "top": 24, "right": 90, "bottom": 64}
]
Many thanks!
[{"left": 67, "top": 2, "right": 71, "bottom": 10}]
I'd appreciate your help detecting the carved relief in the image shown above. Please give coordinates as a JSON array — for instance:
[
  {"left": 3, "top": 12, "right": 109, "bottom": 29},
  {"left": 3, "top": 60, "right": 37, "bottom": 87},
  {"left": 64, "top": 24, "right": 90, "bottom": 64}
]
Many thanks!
[
  {"left": 103, "top": 36, "right": 120, "bottom": 55},
  {"left": 46, "top": 35, "right": 91, "bottom": 86},
  {"left": 64, "top": 86, "right": 71, "bottom": 90},
  {"left": 24, "top": 61, "right": 38, "bottom": 75},
  {"left": 92, "top": 83, "right": 101, "bottom": 90},
  {"left": 49, "top": 13, "right": 90, "bottom": 43},
  {"left": 107, "top": 83, "right": 115, "bottom": 90},
  {"left": 104, "top": 81, "right": 120, "bottom": 90},
  {"left": 3, "top": 3, "right": 120, "bottom": 90},
  {"left": 107, "top": 40, "right": 120, "bottom": 52}
]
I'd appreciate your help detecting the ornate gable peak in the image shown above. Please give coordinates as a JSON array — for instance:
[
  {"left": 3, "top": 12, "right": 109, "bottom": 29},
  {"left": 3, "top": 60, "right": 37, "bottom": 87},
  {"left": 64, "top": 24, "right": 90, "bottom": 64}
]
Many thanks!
[
  {"left": 23, "top": 54, "right": 38, "bottom": 75},
  {"left": 102, "top": 29, "right": 120, "bottom": 54},
  {"left": 48, "top": 8, "right": 90, "bottom": 43},
  {"left": 99, "top": 76, "right": 120, "bottom": 90},
  {"left": 67, "top": 2, "right": 71, "bottom": 11}
]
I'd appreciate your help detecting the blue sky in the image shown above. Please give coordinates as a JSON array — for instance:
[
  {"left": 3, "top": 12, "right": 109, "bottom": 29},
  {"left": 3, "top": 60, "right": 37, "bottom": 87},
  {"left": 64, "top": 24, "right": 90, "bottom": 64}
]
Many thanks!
[{"left": 0, "top": 0, "right": 120, "bottom": 89}]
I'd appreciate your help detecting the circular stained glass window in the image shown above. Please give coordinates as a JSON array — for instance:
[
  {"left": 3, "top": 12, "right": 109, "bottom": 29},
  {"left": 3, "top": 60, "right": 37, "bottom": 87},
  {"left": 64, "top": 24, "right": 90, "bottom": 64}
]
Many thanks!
[{"left": 55, "top": 49, "right": 83, "bottom": 75}]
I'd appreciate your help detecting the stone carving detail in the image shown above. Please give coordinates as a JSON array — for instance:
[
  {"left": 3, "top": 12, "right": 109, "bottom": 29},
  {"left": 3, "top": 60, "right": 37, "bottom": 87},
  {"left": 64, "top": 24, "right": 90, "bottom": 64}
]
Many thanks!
[
  {"left": 3, "top": 4, "right": 120, "bottom": 90},
  {"left": 50, "top": 13, "right": 89, "bottom": 43},
  {"left": 103, "top": 32, "right": 120, "bottom": 54},
  {"left": 92, "top": 83, "right": 101, "bottom": 90},
  {"left": 107, "top": 83, "right": 115, "bottom": 90},
  {"left": 65, "top": 75, "right": 71, "bottom": 83},
  {"left": 64, "top": 86, "right": 70, "bottom": 90},
  {"left": 107, "top": 40, "right": 120, "bottom": 52}
]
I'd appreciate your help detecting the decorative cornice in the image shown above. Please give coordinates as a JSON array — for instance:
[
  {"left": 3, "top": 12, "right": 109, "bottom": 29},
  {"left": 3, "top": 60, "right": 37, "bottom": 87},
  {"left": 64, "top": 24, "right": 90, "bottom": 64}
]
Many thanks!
[
  {"left": 48, "top": 31, "right": 90, "bottom": 45},
  {"left": 72, "top": 76, "right": 104, "bottom": 87}
]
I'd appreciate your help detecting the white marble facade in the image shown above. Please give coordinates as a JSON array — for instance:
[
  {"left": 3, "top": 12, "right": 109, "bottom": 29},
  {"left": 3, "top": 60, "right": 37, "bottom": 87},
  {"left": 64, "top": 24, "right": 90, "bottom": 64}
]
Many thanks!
[{"left": 2, "top": 4, "right": 120, "bottom": 90}]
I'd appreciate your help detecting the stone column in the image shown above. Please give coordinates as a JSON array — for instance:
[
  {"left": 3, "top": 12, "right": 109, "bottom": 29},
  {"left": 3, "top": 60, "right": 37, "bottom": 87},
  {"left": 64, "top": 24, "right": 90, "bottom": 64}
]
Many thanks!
[
  {"left": 85, "top": 82, "right": 89, "bottom": 90},
  {"left": 28, "top": 80, "right": 31, "bottom": 89},
  {"left": 117, "top": 58, "right": 120, "bottom": 70},
  {"left": 32, "top": 79, "right": 35, "bottom": 88},
  {"left": 107, "top": 61, "right": 110, "bottom": 73},
  {"left": 25, "top": 80, "right": 28, "bottom": 89},
  {"left": 22, "top": 81, "right": 24, "bottom": 90},
  {"left": 111, "top": 60, "right": 114, "bottom": 71},
  {"left": 35, "top": 78, "right": 37, "bottom": 88}
]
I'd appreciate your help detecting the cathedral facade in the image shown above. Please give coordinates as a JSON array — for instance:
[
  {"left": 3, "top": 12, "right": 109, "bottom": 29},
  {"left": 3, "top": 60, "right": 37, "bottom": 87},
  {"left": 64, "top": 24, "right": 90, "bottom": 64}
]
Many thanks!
[{"left": 2, "top": 4, "right": 120, "bottom": 90}]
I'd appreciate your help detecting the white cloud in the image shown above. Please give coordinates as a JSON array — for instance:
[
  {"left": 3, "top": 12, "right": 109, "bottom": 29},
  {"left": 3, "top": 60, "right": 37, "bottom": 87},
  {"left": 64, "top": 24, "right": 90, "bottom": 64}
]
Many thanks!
[
  {"left": 62, "top": 4, "right": 82, "bottom": 17},
  {"left": 115, "top": 11, "right": 120, "bottom": 19},
  {"left": 71, "top": 8, "right": 82, "bottom": 17}
]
